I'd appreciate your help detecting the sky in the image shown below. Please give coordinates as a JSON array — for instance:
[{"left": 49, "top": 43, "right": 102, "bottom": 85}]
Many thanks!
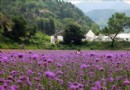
[{"left": 66, "top": 0, "right": 130, "bottom": 4}]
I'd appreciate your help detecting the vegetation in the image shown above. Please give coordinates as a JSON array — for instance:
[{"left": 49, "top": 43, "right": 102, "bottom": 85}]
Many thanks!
[
  {"left": 102, "top": 13, "right": 129, "bottom": 47},
  {"left": 63, "top": 23, "right": 84, "bottom": 45},
  {"left": 1, "top": 50, "right": 130, "bottom": 89},
  {"left": 0, "top": 0, "right": 100, "bottom": 49},
  {"left": 0, "top": 0, "right": 97, "bottom": 34}
]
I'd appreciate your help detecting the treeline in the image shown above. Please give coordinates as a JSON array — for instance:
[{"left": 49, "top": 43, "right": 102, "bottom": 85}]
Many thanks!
[
  {"left": 0, "top": 0, "right": 100, "bottom": 49},
  {"left": 0, "top": 0, "right": 99, "bottom": 34}
]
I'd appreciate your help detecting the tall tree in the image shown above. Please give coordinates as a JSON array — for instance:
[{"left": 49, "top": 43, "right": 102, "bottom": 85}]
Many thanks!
[
  {"left": 102, "top": 12, "right": 128, "bottom": 47},
  {"left": 11, "top": 16, "right": 27, "bottom": 41},
  {"left": 63, "top": 22, "right": 84, "bottom": 45},
  {"left": 47, "top": 17, "right": 55, "bottom": 35}
]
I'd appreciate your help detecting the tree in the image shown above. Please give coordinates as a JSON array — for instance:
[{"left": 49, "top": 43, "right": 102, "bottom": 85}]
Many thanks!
[
  {"left": 11, "top": 16, "right": 27, "bottom": 41},
  {"left": 63, "top": 22, "right": 84, "bottom": 45},
  {"left": 91, "top": 23, "right": 100, "bottom": 35},
  {"left": 37, "top": 18, "right": 55, "bottom": 35},
  {"left": 0, "top": 13, "right": 13, "bottom": 37},
  {"left": 47, "top": 17, "right": 55, "bottom": 35},
  {"left": 102, "top": 12, "right": 128, "bottom": 47}
]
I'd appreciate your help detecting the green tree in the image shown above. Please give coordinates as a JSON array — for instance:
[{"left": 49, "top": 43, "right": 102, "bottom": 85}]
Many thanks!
[
  {"left": 102, "top": 12, "right": 128, "bottom": 47},
  {"left": 0, "top": 13, "right": 12, "bottom": 37},
  {"left": 11, "top": 16, "right": 27, "bottom": 42},
  {"left": 63, "top": 22, "right": 84, "bottom": 45},
  {"left": 91, "top": 23, "right": 100, "bottom": 35},
  {"left": 47, "top": 17, "right": 55, "bottom": 35}
]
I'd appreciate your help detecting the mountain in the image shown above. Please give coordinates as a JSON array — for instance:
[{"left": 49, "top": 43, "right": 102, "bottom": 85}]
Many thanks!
[
  {"left": 0, "top": 0, "right": 96, "bottom": 35},
  {"left": 74, "top": 1, "right": 130, "bottom": 13},
  {"left": 73, "top": 1, "right": 130, "bottom": 28},
  {"left": 86, "top": 9, "right": 130, "bottom": 28}
]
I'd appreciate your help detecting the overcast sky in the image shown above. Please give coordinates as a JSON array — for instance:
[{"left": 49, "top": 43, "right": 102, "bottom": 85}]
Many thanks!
[{"left": 66, "top": 0, "right": 130, "bottom": 4}]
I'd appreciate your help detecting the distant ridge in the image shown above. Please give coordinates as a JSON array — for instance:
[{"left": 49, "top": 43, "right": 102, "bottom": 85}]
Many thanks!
[
  {"left": 75, "top": 1, "right": 130, "bottom": 13},
  {"left": 86, "top": 9, "right": 130, "bottom": 28}
]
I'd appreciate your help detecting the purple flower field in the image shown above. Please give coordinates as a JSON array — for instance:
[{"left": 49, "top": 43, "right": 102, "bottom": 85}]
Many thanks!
[{"left": 0, "top": 50, "right": 130, "bottom": 90}]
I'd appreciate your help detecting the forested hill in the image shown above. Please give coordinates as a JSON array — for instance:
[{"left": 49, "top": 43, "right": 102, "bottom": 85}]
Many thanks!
[{"left": 0, "top": 0, "right": 99, "bottom": 36}]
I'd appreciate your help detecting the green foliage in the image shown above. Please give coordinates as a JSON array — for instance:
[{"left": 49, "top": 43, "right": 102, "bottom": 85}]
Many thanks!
[
  {"left": 0, "top": 0, "right": 97, "bottom": 35},
  {"left": 37, "top": 17, "right": 55, "bottom": 35},
  {"left": 63, "top": 22, "right": 84, "bottom": 45},
  {"left": 11, "top": 16, "right": 27, "bottom": 41},
  {"left": 102, "top": 12, "right": 128, "bottom": 47},
  {"left": 91, "top": 23, "right": 100, "bottom": 35},
  {"left": 0, "top": 0, "right": 100, "bottom": 49}
]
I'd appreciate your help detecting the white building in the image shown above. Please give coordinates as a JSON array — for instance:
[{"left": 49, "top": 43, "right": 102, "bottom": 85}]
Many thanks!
[
  {"left": 51, "top": 30, "right": 130, "bottom": 44},
  {"left": 85, "top": 30, "right": 96, "bottom": 41},
  {"left": 50, "top": 31, "right": 64, "bottom": 44},
  {"left": 116, "top": 33, "right": 130, "bottom": 41}
]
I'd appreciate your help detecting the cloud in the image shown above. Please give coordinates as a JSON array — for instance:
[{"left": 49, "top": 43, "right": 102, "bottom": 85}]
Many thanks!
[{"left": 123, "top": 0, "right": 130, "bottom": 4}]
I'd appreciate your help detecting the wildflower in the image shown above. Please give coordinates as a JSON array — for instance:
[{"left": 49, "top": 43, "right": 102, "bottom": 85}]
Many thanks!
[
  {"left": 0, "top": 78, "right": 4, "bottom": 83},
  {"left": 123, "top": 79, "right": 130, "bottom": 86},
  {"left": 68, "top": 82, "right": 84, "bottom": 90},
  {"left": 9, "top": 85, "right": 19, "bottom": 90},
  {"left": 108, "top": 77, "right": 114, "bottom": 82},
  {"left": 106, "top": 54, "right": 113, "bottom": 58},
  {"left": 18, "top": 53, "right": 23, "bottom": 58},
  {"left": 95, "top": 81, "right": 102, "bottom": 89},
  {"left": 20, "top": 76, "right": 27, "bottom": 81},
  {"left": 44, "top": 71, "right": 55, "bottom": 79},
  {"left": 27, "top": 70, "right": 34, "bottom": 76},
  {"left": 10, "top": 71, "right": 17, "bottom": 76},
  {"left": 98, "top": 67, "right": 104, "bottom": 71},
  {"left": 91, "top": 87, "right": 97, "bottom": 90},
  {"left": 56, "top": 70, "right": 63, "bottom": 76},
  {"left": 0, "top": 86, "right": 4, "bottom": 90},
  {"left": 57, "top": 63, "right": 62, "bottom": 68},
  {"left": 47, "top": 59, "right": 53, "bottom": 63},
  {"left": 80, "top": 64, "right": 87, "bottom": 69}
]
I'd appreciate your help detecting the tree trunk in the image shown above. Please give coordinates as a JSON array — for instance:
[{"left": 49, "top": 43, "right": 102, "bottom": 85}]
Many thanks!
[{"left": 111, "top": 39, "right": 115, "bottom": 47}]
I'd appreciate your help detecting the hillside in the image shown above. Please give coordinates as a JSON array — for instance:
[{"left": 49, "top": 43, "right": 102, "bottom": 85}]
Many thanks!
[
  {"left": 0, "top": 0, "right": 97, "bottom": 35},
  {"left": 0, "top": 0, "right": 100, "bottom": 49},
  {"left": 73, "top": 1, "right": 130, "bottom": 29},
  {"left": 86, "top": 9, "right": 130, "bottom": 28}
]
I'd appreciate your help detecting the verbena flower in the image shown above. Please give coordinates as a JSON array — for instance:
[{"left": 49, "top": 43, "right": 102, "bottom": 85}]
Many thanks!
[{"left": 44, "top": 71, "right": 55, "bottom": 79}]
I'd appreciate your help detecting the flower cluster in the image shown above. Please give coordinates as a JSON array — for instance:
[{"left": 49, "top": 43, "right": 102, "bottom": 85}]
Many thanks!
[{"left": 0, "top": 50, "right": 130, "bottom": 89}]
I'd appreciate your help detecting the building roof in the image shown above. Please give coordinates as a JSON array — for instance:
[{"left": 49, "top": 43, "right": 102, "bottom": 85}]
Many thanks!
[
  {"left": 86, "top": 30, "right": 95, "bottom": 37},
  {"left": 117, "top": 33, "right": 130, "bottom": 38}
]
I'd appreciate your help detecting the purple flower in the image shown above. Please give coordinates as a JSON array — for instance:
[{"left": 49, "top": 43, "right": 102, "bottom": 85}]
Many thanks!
[
  {"left": 80, "top": 64, "right": 87, "bottom": 69},
  {"left": 108, "top": 77, "right": 114, "bottom": 82},
  {"left": 47, "top": 59, "right": 53, "bottom": 63},
  {"left": 44, "top": 71, "right": 55, "bottom": 79},
  {"left": 27, "top": 70, "right": 34, "bottom": 76},
  {"left": 98, "top": 67, "right": 104, "bottom": 71},
  {"left": 57, "top": 63, "right": 62, "bottom": 68},
  {"left": 56, "top": 70, "right": 63, "bottom": 76},
  {"left": 10, "top": 71, "right": 17, "bottom": 76},
  {"left": 68, "top": 82, "right": 84, "bottom": 90},
  {"left": 0, "top": 86, "right": 4, "bottom": 90},
  {"left": 91, "top": 87, "right": 98, "bottom": 90},
  {"left": 106, "top": 54, "right": 113, "bottom": 58},
  {"left": 20, "top": 76, "right": 27, "bottom": 81},
  {"left": 34, "top": 77, "right": 40, "bottom": 82},
  {"left": 32, "top": 54, "right": 39, "bottom": 59},
  {"left": 95, "top": 81, "right": 102, "bottom": 89},
  {"left": 123, "top": 80, "right": 130, "bottom": 86},
  {"left": 18, "top": 53, "right": 23, "bottom": 58},
  {"left": 9, "top": 85, "right": 19, "bottom": 90},
  {"left": 17, "top": 79, "right": 22, "bottom": 84},
  {"left": 0, "top": 78, "right": 4, "bottom": 83}
]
